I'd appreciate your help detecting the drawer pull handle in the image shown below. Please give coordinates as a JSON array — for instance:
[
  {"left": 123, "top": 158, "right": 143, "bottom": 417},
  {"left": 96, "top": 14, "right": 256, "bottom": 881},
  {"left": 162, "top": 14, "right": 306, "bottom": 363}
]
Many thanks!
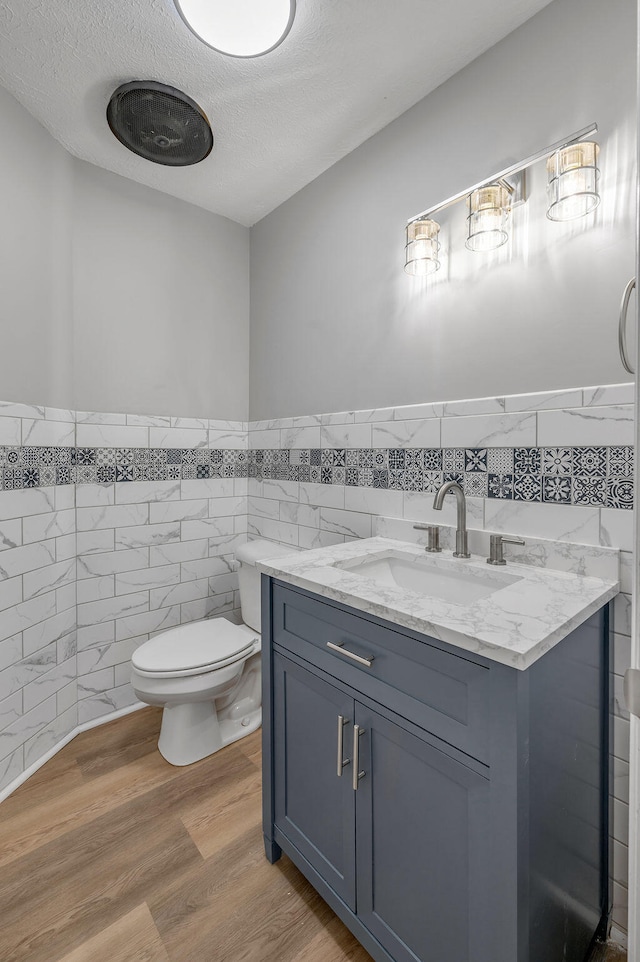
[
  {"left": 326, "top": 642, "right": 374, "bottom": 668},
  {"left": 336, "top": 715, "right": 350, "bottom": 776},
  {"left": 352, "top": 724, "right": 366, "bottom": 790}
]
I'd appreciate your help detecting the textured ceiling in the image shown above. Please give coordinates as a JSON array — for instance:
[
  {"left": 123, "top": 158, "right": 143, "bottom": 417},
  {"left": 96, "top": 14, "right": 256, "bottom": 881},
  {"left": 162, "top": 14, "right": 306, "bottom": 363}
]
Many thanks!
[{"left": 0, "top": 0, "right": 556, "bottom": 226}]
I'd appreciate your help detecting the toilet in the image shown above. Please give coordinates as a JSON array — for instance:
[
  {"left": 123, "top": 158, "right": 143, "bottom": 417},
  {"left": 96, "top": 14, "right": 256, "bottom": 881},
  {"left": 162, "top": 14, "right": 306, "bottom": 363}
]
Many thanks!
[{"left": 130, "top": 539, "right": 297, "bottom": 766}]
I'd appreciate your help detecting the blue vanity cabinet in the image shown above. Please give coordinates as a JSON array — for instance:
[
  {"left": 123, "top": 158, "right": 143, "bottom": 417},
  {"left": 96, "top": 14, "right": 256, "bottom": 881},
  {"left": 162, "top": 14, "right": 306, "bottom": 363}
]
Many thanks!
[{"left": 262, "top": 576, "right": 609, "bottom": 962}]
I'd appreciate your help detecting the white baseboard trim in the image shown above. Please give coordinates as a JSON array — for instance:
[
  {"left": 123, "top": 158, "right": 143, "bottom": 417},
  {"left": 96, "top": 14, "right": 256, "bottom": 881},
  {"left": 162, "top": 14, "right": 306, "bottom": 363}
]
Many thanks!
[{"left": 0, "top": 701, "right": 147, "bottom": 805}]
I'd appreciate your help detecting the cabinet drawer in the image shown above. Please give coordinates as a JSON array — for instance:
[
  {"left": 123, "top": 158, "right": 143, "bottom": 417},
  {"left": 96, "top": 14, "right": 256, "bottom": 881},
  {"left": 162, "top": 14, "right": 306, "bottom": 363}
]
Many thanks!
[{"left": 270, "top": 581, "right": 492, "bottom": 763}]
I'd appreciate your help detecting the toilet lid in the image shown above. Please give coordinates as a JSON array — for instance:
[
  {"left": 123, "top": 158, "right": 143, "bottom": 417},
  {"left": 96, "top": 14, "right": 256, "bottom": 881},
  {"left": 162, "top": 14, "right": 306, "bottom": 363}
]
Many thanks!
[{"left": 131, "top": 619, "right": 258, "bottom": 677}]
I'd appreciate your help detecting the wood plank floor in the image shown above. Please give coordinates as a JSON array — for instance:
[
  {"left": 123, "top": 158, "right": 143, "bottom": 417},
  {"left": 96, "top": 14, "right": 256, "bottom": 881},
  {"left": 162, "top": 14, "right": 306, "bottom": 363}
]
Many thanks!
[
  {"left": 0, "top": 707, "right": 626, "bottom": 962},
  {"left": 0, "top": 707, "right": 373, "bottom": 962}
]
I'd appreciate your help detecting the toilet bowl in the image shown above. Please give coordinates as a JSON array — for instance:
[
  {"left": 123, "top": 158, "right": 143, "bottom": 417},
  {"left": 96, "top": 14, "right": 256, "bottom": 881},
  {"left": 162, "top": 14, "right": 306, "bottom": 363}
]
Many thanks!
[{"left": 130, "top": 538, "right": 298, "bottom": 766}]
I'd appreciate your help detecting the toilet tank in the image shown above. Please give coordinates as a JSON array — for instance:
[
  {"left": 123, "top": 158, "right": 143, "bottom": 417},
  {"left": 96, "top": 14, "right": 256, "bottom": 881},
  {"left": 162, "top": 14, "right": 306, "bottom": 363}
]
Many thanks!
[{"left": 235, "top": 540, "right": 300, "bottom": 632}]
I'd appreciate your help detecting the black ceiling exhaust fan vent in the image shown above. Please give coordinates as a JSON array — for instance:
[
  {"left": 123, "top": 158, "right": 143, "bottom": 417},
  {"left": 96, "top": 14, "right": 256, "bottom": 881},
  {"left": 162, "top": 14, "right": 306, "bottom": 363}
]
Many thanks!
[{"left": 106, "top": 81, "right": 213, "bottom": 166}]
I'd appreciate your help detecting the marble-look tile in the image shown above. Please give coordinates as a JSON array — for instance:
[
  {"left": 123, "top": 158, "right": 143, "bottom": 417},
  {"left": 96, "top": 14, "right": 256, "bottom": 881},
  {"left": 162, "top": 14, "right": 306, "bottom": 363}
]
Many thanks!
[
  {"left": 115, "top": 523, "right": 180, "bottom": 549},
  {"left": 297, "top": 528, "right": 345, "bottom": 550},
  {"left": 208, "top": 429, "right": 248, "bottom": 448},
  {"left": 0, "top": 643, "right": 57, "bottom": 700},
  {"left": 0, "top": 748, "right": 24, "bottom": 793},
  {"left": 77, "top": 684, "right": 139, "bottom": 724},
  {"left": 249, "top": 429, "right": 281, "bottom": 449},
  {"left": 44, "top": 407, "right": 75, "bottom": 423},
  {"left": 0, "top": 691, "right": 22, "bottom": 731},
  {"left": 181, "top": 478, "right": 235, "bottom": 499},
  {"left": 0, "top": 487, "right": 55, "bottom": 521},
  {"left": 371, "top": 419, "right": 440, "bottom": 448},
  {"left": 149, "top": 426, "right": 207, "bottom": 448},
  {"left": 0, "top": 541, "right": 56, "bottom": 579},
  {"left": 22, "top": 508, "right": 75, "bottom": 545},
  {"left": 0, "top": 416, "right": 21, "bottom": 446},
  {"left": 583, "top": 384, "right": 634, "bottom": 407},
  {"left": 0, "top": 575, "right": 23, "bottom": 614},
  {"left": 180, "top": 556, "right": 237, "bottom": 582},
  {"left": 320, "top": 508, "right": 373, "bottom": 540},
  {"left": 0, "top": 695, "right": 56, "bottom": 759},
  {"left": 23, "top": 560, "right": 75, "bottom": 601},
  {"left": 77, "top": 592, "right": 149, "bottom": 628},
  {"left": 126, "top": 414, "right": 171, "bottom": 427},
  {"left": 181, "top": 594, "right": 234, "bottom": 622},
  {"left": 23, "top": 609, "right": 75, "bottom": 656},
  {"left": 620, "top": 550, "right": 633, "bottom": 594},
  {"left": 0, "top": 634, "right": 23, "bottom": 673},
  {"left": 115, "top": 480, "right": 181, "bottom": 504},
  {"left": 149, "top": 499, "right": 209, "bottom": 524},
  {"left": 75, "top": 484, "right": 116, "bottom": 508},
  {"left": 601, "top": 508, "right": 633, "bottom": 552},
  {"left": 22, "top": 657, "right": 76, "bottom": 713},
  {"left": 299, "top": 482, "right": 345, "bottom": 510},
  {"left": 613, "top": 632, "right": 631, "bottom": 680},
  {"left": 209, "top": 496, "right": 247, "bottom": 518},
  {"left": 77, "top": 575, "right": 115, "bottom": 605},
  {"left": 208, "top": 572, "right": 238, "bottom": 595},
  {"left": 115, "top": 604, "right": 181, "bottom": 642},
  {"left": 21, "top": 419, "right": 74, "bottom": 447},
  {"left": 402, "top": 493, "right": 484, "bottom": 528},
  {"left": 77, "top": 638, "right": 138, "bottom": 675},
  {"left": 77, "top": 667, "right": 116, "bottom": 697},
  {"left": 181, "top": 518, "right": 234, "bottom": 542},
  {"left": 257, "top": 479, "right": 299, "bottom": 503},
  {"left": 0, "top": 520, "right": 21, "bottom": 553},
  {"left": 170, "top": 416, "right": 209, "bottom": 430},
  {"left": 321, "top": 423, "right": 372, "bottom": 448},
  {"left": 76, "top": 530, "right": 115, "bottom": 556},
  {"left": 484, "top": 499, "right": 601, "bottom": 546},
  {"left": 76, "top": 424, "right": 149, "bottom": 448},
  {"left": 76, "top": 621, "right": 115, "bottom": 651},
  {"left": 0, "top": 401, "right": 44, "bottom": 420},
  {"left": 321, "top": 411, "right": 356, "bottom": 425},
  {"left": 279, "top": 502, "right": 320, "bottom": 528},
  {"left": 248, "top": 496, "right": 281, "bottom": 521},
  {"left": 441, "top": 412, "right": 536, "bottom": 448},
  {"left": 248, "top": 517, "right": 298, "bottom": 546},
  {"left": 75, "top": 410, "right": 126, "bottom": 425},
  {"left": 76, "top": 503, "right": 148, "bottom": 531},
  {"left": 115, "top": 563, "right": 181, "bottom": 595},
  {"left": 344, "top": 486, "right": 404, "bottom": 517},
  {"left": 55, "top": 486, "right": 75, "bottom": 510},
  {"left": 442, "top": 397, "right": 506, "bottom": 417},
  {"left": 614, "top": 592, "right": 632, "bottom": 637},
  {"left": 149, "top": 578, "right": 210, "bottom": 610},
  {"left": 281, "top": 426, "right": 322, "bottom": 449},
  {"left": 210, "top": 419, "right": 247, "bottom": 432},
  {"left": 77, "top": 547, "right": 150, "bottom": 579},
  {"left": 537, "top": 405, "right": 634, "bottom": 446},
  {"left": 503, "top": 389, "right": 583, "bottom": 412},
  {"left": 149, "top": 540, "right": 209, "bottom": 567}
]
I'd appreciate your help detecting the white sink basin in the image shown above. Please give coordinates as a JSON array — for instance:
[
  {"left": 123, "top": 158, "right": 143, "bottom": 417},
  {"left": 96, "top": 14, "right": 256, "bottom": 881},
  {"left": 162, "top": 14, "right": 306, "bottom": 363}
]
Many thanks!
[{"left": 334, "top": 551, "right": 521, "bottom": 607}]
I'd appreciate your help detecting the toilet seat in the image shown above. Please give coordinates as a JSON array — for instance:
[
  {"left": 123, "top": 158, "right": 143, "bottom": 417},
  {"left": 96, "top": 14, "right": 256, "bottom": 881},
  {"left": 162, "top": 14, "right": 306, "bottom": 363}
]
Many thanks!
[{"left": 132, "top": 619, "right": 259, "bottom": 679}]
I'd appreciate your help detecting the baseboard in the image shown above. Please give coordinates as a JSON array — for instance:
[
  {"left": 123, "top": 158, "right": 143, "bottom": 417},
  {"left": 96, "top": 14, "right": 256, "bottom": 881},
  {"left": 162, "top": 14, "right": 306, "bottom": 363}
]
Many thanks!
[{"left": 0, "top": 701, "right": 146, "bottom": 804}]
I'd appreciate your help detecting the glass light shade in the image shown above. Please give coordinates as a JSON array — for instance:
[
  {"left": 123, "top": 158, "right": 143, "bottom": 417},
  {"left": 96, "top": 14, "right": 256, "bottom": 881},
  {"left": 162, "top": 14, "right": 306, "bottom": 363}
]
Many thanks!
[
  {"left": 404, "top": 219, "right": 441, "bottom": 275},
  {"left": 546, "top": 141, "right": 600, "bottom": 221},
  {"left": 465, "top": 184, "right": 510, "bottom": 252},
  {"left": 175, "top": 0, "right": 295, "bottom": 58}
]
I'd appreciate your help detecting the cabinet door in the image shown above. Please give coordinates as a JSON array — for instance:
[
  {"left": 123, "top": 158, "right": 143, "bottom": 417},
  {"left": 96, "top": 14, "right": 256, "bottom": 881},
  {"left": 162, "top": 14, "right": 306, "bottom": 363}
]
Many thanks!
[
  {"left": 273, "top": 652, "right": 356, "bottom": 910},
  {"left": 355, "top": 705, "right": 496, "bottom": 962}
]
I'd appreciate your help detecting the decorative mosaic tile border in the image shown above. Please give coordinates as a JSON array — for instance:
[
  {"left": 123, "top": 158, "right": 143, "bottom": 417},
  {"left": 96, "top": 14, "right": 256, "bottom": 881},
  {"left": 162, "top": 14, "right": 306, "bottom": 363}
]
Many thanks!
[{"left": 0, "top": 444, "right": 632, "bottom": 509}]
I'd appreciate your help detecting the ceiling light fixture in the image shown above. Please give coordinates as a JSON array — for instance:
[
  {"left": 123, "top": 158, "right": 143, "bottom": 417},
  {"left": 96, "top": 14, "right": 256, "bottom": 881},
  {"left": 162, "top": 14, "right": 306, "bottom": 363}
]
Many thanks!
[
  {"left": 404, "top": 218, "right": 441, "bottom": 275},
  {"left": 546, "top": 141, "right": 600, "bottom": 222},
  {"left": 465, "top": 183, "right": 511, "bottom": 252},
  {"left": 174, "top": 0, "right": 296, "bottom": 58}
]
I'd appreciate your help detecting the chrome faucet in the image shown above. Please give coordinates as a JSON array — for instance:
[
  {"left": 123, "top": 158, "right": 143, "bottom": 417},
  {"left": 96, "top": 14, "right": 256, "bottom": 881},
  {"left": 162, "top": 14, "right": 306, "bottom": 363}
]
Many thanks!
[{"left": 432, "top": 481, "right": 470, "bottom": 559}]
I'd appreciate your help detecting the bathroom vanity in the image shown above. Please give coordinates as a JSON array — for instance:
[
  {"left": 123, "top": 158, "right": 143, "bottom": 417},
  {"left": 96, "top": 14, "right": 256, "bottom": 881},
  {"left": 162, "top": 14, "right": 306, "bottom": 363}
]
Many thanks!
[{"left": 259, "top": 537, "right": 619, "bottom": 962}]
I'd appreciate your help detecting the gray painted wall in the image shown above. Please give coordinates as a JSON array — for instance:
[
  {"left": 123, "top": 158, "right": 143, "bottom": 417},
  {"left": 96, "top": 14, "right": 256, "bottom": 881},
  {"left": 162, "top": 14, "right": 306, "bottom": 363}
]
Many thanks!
[
  {"left": 0, "top": 86, "right": 250, "bottom": 420},
  {"left": 249, "top": 0, "right": 637, "bottom": 419}
]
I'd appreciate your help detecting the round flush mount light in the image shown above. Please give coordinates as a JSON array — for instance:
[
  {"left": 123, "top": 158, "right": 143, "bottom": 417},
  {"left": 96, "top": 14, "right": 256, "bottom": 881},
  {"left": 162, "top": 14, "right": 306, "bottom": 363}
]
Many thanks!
[{"left": 174, "top": 0, "right": 296, "bottom": 58}]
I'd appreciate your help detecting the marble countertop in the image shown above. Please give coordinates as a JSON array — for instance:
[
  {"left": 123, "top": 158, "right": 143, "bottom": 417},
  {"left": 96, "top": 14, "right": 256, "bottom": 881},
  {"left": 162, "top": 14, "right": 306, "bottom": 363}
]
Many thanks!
[{"left": 258, "top": 537, "right": 619, "bottom": 670}]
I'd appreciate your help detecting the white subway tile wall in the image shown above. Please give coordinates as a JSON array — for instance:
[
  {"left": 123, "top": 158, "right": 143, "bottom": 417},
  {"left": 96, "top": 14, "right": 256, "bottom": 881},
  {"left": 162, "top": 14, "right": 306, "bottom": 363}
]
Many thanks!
[{"left": 0, "top": 385, "right": 634, "bottom": 933}]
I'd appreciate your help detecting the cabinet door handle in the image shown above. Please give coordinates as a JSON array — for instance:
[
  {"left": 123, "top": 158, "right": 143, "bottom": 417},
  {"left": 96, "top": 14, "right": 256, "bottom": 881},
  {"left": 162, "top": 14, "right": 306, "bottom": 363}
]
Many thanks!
[
  {"left": 352, "top": 724, "right": 366, "bottom": 791},
  {"left": 336, "top": 715, "right": 351, "bottom": 776},
  {"left": 619, "top": 276, "right": 635, "bottom": 375},
  {"left": 327, "top": 641, "right": 374, "bottom": 668}
]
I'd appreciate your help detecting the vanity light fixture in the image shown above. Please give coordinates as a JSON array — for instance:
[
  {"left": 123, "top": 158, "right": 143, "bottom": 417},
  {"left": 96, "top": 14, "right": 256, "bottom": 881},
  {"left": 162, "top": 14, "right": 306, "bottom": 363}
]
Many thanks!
[
  {"left": 404, "top": 217, "right": 441, "bottom": 275},
  {"left": 546, "top": 141, "right": 600, "bottom": 221},
  {"left": 405, "top": 122, "right": 599, "bottom": 277},
  {"left": 465, "top": 183, "right": 512, "bottom": 252},
  {"left": 174, "top": 0, "right": 296, "bottom": 58}
]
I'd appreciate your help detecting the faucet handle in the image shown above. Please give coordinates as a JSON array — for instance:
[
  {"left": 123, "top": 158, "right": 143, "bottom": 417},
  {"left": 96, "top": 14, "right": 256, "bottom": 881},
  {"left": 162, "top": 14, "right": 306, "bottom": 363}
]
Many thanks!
[
  {"left": 487, "top": 534, "right": 525, "bottom": 566},
  {"left": 413, "top": 523, "right": 442, "bottom": 553}
]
